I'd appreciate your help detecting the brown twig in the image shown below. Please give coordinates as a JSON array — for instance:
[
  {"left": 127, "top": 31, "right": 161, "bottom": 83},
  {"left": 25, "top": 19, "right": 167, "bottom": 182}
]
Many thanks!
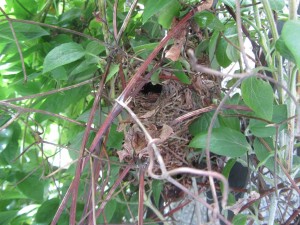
[{"left": 171, "top": 104, "right": 252, "bottom": 125}]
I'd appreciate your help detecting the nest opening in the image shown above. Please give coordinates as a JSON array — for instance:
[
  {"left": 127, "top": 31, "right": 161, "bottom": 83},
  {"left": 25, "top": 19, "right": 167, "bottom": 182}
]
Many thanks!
[{"left": 140, "top": 82, "right": 163, "bottom": 95}]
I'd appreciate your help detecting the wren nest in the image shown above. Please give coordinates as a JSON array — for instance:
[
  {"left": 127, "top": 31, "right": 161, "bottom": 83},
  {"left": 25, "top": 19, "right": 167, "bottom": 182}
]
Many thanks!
[{"left": 118, "top": 65, "right": 221, "bottom": 199}]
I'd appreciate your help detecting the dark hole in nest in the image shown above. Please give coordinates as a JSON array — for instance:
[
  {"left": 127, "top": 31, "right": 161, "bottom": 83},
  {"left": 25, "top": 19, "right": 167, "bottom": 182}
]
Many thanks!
[{"left": 140, "top": 82, "right": 162, "bottom": 94}]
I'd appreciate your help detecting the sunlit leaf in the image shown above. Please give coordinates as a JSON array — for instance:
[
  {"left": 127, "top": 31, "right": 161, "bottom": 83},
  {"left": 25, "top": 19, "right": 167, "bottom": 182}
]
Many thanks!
[
  {"left": 281, "top": 20, "right": 300, "bottom": 68},
  {"left": 189, "top": 112, "right": 220, "bottom": 136},
  {"left": 43, "top": 42, "right": 85, "bottom": 73},
  {"left": 143, "top": 0, "right": 180, "bottom": 25},
  {"left": 189, "top": 127, "right": 250, "bottom": 157},
  {"left": 0, "top": 22, "right": 49, "bottom": 42},
  {"left": 241, "top": 76, "right": 273, "bottom": 121},
  {"left": 269, "top": 0, "right": 285, "bottom": 11},
  {"left": 158, "top": 0, "right": 181, "bottom": 28}
]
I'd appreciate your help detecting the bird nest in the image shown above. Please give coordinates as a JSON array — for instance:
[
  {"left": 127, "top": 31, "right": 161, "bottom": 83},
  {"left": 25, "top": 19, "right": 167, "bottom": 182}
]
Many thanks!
[{"left": 117, "top": 63, "right": 221, "bottom": 197}]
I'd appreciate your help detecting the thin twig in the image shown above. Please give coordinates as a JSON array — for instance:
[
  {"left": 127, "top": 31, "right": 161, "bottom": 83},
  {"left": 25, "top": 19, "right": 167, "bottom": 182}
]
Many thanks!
[
  {"left": 0, "top": 111, "right": 21, "bottom": 131},
  {"left": 116, "top": 0, "right": 138, "bottom": 43},
  {"left": 89, "top": 157, "right": 97, "bottom": 225}
]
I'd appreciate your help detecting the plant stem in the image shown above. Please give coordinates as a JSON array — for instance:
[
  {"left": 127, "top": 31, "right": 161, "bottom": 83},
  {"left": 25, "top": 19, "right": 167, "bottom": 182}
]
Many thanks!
[{"left": 261, "top": 0, "right": 284, "bottom": 103}]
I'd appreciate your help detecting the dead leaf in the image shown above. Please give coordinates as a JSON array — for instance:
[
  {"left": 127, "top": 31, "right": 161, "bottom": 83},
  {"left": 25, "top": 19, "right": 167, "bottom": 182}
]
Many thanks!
[
  {"left": 123, "top": 124, "right": 147, "bottom": 155},
  {"left": 159, "top": 124, "right": 174, "bottom": 142},
  {"left": 165, "top": 45, "right": 182, "bottom": 61},
  {"left": 165, "top": 18, "right": 187, "bottom": 61},
  {"left": 117, "top": 149, "right": 132, "bottom": 162},
  {"left": 140, "top": 108, "right": 157, "bottom": 119}
]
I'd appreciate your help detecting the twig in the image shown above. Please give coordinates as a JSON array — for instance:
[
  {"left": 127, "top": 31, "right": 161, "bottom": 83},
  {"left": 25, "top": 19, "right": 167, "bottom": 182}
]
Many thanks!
[
  {"left": 0, "top": 111, "right": 21, "bottom": 131},
  {"left": 171, "top": 104, "right": 252, "bottom": 125},
  {"left": 113, "top": 0, "right": 118, "bottom": 39},
  {"left": 192, "top": 177, "right": 202, "bottom": 224},
  {"left": 89, "top": 157, "right": 97, "bottom": 225},
  {"left": 116, "top": 0, "right": 138, "bottom": 43}
]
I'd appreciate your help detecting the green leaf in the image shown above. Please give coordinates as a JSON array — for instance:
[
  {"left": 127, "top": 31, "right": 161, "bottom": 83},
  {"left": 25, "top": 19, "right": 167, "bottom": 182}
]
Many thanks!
[
  {"left": 189, "top": 127, "right": 250, "bottom": 157},
  {"left": 216, "top": 38, "right": 232, "bottom": 67},
  {"left": 0, "top": 123, "right": 21, "bottom": 165},
  {"left": 222, "top": 159, "right": 236, "bottom": 179},
  {"left": 221, "top": 158, "right": 236, "bottom": 192},
  {"left": 152, "top": 180, "right": 163, "bottom": 207},
  {"left": 85, "top": 41, "right": 105, "bottom": 57},
  {"left": 16, "top": 172, "right": 44, "bottom": 202},
  {"left": 189, "top": 112, "right": 220, "bottom": 136},
  {"left": 105, "top": 64, "right": 120, "bottom": 83},
  {"left": 58, "top": 8, "right": 81, "bottom": 25},
  {"left": 43, "top": 42, "right": 85, "bottom": 73},
  {"left": 219, "top": 113, "right": 240, "bottom": 131},
  {"left": 9, "top": 81, "right": 41, "bottom": 96},
  {"left": 194, "top": 11, "right": 225, "bottom": 31},
  {"left": 194, "top": 11, "right": 215, "bottom": 28},
  {"left": 249, "top": 119, "right": 276, "bottom": 137},
  {"left": 130, "top": 40, "right": 159, "bottom": 59},
  {"left": 97, "top": 199, "right": 117, "bottom": 223},
  {"left": 0, "top": 22, "right": 48, "bottom": 42},
  {"left": 35, "top": 86, "right": 90, "bottom": 122},
  {"left": 173, "top": 61, "right": 191, "bottom": 84},
  {"left": 209, "top": 31, "right": 220, "bottom": 62},
  {"left": 281, "top": 20, "right": 300, "bottom": 68},
  {"left": 253, "top": 138, "right": 277, "bottom": 172},
  {"left": 106, "top": 124, "right": 124, "bottom": 150},
  {"left": 35, "top": 198, "right": 60, "bottom": 224},
  {"left": 225, "top": 26, "right": 240, "bottom": 62},
  {"left": 220, "top": 0, "right": 235, "bottom": 8},
  {"left": 143, "top": 0, "right": 179, "bottom": 25},
  {"left": 0, "top": 189, "right": 27, "bottom": 200},
  {"left": 12, "top": 0, "right": 38, "bottom": 19},
  {"left": 241, "top": 76, "right": 273, "bottom": 120},
  {"left": 0, "top": 127, "right": 14, "bottom": 153},
  {"left": 70, "top": 59, "right": 98, "bottom": 77},
  {"left": 50, "top": 66, "right": 68, "bottom": 80},
  {"left": 276, "top": 37, "right": 296, "bottom": 63},
  {"left": 158, "top": 0, "right": 181, "bottom": 29},
  {"left": 0, "top": 210, "right": 18, "bottom": 225},
  {"left": 269, "top": 0, "right": 285, "bottom": 11},
  {"left": 249, "top": 104, "right": 287, "bottom": 137},
  {"left": 233, "top": 214, "right": 247, "bottom": 225}
]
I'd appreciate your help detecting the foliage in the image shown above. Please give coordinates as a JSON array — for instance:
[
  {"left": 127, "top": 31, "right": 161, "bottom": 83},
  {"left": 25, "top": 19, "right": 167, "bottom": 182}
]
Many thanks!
[{"left": 0, "top": 0, "right": 300, "bottom": 224}]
